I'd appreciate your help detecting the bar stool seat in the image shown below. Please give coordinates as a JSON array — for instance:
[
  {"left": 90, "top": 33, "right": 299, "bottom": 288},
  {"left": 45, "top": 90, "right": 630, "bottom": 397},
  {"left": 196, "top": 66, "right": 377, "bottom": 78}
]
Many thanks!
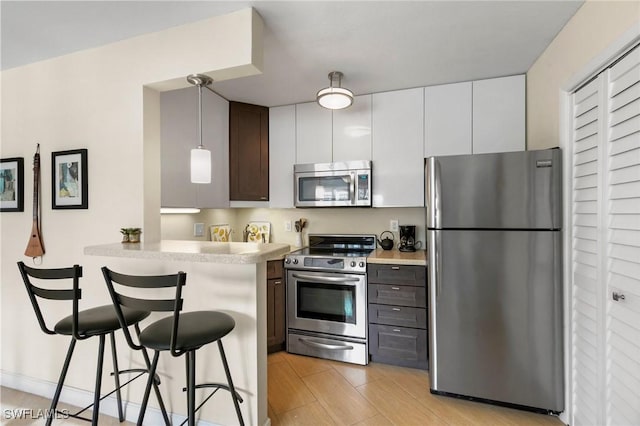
[
  {"left": 54, "top": 305, "right": 150, "bottom": 337},
  {"left": 139, "top": 311, "right": 235, "bottom": 352}
]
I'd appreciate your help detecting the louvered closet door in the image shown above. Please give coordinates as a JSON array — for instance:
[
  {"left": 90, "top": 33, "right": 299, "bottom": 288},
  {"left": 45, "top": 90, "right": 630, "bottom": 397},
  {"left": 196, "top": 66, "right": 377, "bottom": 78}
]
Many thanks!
[
  {"left": 606, "top": 46, "right": 640, "bottom": 426},
  {"left": 571, "top": 43, "right": 640, "bottom": 426},
  {"left": 572, "top": 75, "right": 605, "bottom": 426}
]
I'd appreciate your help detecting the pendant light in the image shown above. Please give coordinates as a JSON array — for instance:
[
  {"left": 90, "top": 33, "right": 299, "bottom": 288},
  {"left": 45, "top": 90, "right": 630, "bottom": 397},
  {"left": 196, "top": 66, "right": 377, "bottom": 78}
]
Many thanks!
[
  {"left": 316, "top": 71, "right": 353, "bottom": 110},
  {"left": 187, "top": 74, "right": 213, "bottom": 184}
]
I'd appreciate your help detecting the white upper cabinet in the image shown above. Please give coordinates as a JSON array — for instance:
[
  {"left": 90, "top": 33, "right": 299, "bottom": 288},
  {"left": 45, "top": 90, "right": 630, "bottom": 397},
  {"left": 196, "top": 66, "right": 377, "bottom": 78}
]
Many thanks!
[
  {"left": 472, "top": 75, "right": 525, "bottom": 154},
  {"left": 332, "top": 95, "right": 372, "bottom": 161},
  {"left": 296, "top": 102, "right": 332, "bottom": 164},
  {"left": 269, "top": 105, "right": 296, "bottom": 208},
  {"left": 372, "top": 88, "right": 425, "bottom": 207},
  {"left": 161, "top": 87, "right": 229, "bottom": 208},
  {"left": 424, "top": 82, "right": 472, "bottom": 158}
]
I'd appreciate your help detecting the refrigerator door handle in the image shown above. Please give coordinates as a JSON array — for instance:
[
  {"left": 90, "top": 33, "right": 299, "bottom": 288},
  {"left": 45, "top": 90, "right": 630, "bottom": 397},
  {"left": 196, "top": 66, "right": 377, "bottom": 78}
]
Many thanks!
[
  {"left": 434, "top": 230, "right": 442, "bottom": 298},
  {"left": 427, "top": 228, "right": 440, "bottom": 389},
  {"left": 426, "top": 157, "right": 442, "bottom": 229}
]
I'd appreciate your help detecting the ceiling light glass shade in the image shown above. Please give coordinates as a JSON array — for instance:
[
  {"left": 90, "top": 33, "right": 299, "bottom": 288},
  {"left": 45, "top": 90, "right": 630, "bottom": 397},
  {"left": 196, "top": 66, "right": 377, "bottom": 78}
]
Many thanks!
[
  {"left": 190, "top": 147, "right": 211, "bottom": 184},
  {"left": 317, "top": 87, "right": 354, "bottom": 109},
  {"left": 317, "top": 71, "right": 353, "bottom": 110}
]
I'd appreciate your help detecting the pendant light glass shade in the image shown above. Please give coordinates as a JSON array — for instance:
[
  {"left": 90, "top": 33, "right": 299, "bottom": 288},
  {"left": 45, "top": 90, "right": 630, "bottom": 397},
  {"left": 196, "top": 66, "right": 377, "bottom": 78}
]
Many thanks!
[
  {"left": 190, "top": 146, "right": 211, "bottom": 184},
  {"left": 187, "top": 73, "right": 213, "bottom": 184},
  {"left": 317, "top": 71, "right": 353, "bottom": 110}
]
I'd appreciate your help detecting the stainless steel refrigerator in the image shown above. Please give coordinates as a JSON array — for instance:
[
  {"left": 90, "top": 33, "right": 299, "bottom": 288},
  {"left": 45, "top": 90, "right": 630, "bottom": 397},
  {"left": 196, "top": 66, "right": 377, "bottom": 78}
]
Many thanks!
[{"left": 426, "top": 148, "right": 563, "bottom": 414}]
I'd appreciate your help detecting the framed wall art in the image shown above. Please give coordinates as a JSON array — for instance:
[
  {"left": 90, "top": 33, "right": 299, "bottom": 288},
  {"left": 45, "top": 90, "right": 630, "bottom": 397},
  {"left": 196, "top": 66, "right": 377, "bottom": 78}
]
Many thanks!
[
  {"left": 0, "top": 157, "right": 24, "bottom": 212},
  {"left": 52, "top": 149, "right": 88, "bottom": 209}
]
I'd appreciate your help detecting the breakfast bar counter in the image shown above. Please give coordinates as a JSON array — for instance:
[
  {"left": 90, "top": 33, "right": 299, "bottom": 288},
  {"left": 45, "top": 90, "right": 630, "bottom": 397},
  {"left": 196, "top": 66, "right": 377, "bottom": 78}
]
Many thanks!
[
  {"left": 85, "top": 240, "right": 291, "bottom": 264},
  {"left": 84, "top": 240, "right": 290, "bottom": 426}
]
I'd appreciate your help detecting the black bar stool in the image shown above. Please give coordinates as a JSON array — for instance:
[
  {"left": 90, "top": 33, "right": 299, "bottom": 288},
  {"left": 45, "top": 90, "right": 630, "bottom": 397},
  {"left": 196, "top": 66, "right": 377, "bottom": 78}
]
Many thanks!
[
  {"left": 17, "top": 261, "right": 170, "bottom": 425},
  {"left": 101, "top": 266, "right": 245, "bottom": 426}
]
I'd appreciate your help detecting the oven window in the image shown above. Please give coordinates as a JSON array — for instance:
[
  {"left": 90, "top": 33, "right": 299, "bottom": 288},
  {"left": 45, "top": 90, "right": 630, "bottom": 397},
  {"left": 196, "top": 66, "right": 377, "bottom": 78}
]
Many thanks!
[
  {"left": 297, "top": 282, "right": 356, "bottom": 324},
  {"left": 299, "top": 176, "right": 351, "bottom": 202}
]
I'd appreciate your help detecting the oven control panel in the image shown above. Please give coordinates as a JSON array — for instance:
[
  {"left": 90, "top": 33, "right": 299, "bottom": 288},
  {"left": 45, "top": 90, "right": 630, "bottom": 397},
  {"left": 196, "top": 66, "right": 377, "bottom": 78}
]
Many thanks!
[{"left": 284, "top": 255, "right": 367, "bottom": 273}]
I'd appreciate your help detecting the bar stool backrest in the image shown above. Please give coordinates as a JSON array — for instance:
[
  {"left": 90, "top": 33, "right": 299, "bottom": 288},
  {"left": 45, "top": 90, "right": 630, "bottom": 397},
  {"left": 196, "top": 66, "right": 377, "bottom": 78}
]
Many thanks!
[
  {"left": 17, "top": 261, "right": 85, "bottom": 340},
  {"left": 101, "top": 267, "right": 187, "bottom": 357}
]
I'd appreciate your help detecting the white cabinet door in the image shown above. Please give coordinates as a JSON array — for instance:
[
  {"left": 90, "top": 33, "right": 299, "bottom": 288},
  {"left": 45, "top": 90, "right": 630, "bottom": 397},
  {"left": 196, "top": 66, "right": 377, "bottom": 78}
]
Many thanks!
[
  {"left": 424, "top": 82, "right": 472, "bottom": 157},
  {"left": 197, "top": 89, "right": 229, "bottom": 208},
  {"left": 161, "top": 88, "right": 198, "bottom": 208},
  {"left": 269, "top": 105, "right": 296, "bottom": 208},
  {"left": 372, "top": 88, "right": 424, "bottom": 207},
  {"left": 161, "top": 87, "right": 229, "bottom": 208},
  {"left": 332, "top": 95, "right": 372, "bottom": 161},
  {"left": 296, "top": 102, "right": 332, "bottom": 164},
  {"left": 472, "top": 75, "right": 525, "bottom": 154}
]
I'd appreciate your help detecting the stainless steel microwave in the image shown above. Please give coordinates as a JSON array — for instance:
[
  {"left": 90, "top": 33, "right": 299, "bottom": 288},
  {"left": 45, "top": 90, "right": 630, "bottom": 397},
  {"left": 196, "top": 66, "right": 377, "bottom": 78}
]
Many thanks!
[{"left": 294, "top": 160, "right": 372, "bottom": 207}]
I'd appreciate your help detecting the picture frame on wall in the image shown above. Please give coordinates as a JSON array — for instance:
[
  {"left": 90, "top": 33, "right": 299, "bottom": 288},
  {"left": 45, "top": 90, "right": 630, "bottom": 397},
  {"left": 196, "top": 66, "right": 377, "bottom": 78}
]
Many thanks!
[
  {"left": 0, "top": 157, "right": 24, "bottom": 212},
  {"left": 52, "top": 149, "right": 88, "bottom": 209}
]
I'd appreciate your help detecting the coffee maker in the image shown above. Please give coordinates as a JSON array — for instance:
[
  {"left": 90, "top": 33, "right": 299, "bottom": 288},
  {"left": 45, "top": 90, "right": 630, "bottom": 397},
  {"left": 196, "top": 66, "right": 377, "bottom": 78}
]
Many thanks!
[{"left": 399, "top": 225, "right": 417, "bottom": 252}]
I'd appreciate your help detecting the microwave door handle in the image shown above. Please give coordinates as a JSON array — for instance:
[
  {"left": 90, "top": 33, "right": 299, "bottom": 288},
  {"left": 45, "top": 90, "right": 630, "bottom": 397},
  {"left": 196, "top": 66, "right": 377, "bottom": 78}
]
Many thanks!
[
  {"left": 350, "top": 172, "right": 356, "bottom": 204},
  {"left": 291, "top": 273, "right": 360, "bottom": 283}
]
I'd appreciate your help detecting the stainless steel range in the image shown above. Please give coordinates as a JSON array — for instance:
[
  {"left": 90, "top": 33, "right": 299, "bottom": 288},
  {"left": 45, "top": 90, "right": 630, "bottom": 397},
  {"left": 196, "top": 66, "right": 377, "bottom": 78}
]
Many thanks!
[{"left": 285, "top": 234, "right": 375, "bottom": 365}]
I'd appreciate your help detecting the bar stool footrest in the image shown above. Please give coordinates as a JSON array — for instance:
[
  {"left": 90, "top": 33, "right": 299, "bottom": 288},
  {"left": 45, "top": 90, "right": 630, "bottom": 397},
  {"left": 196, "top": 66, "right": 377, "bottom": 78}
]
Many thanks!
[
  {"left": 177, "top": 382, "right": 244, "bottom": 426},
  {"left": 111, "top": 367, "right": 162, "bottom": 385},
  {"left": 182, "top": 382, "right": 244, "bottom": 403}
]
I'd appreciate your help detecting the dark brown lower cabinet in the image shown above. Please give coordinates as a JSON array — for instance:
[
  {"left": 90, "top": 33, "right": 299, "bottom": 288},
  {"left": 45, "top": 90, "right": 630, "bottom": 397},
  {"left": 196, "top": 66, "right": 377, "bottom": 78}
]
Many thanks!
[
  {"left": 267, "top": 260, "right": 285, "bottom": 353},
  {"left": 368, "top": 263, "right": 428, "bottom": 369}
]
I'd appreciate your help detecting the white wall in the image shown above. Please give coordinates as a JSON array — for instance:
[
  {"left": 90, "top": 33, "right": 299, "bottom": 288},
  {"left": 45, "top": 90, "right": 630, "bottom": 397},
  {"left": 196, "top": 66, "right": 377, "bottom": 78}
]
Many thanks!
[
  {"left": 0, "top": 8, "right": 264, "bottom": 424},
  {"left": 527, "top": 0, "right": 640, "bottom": 149}
]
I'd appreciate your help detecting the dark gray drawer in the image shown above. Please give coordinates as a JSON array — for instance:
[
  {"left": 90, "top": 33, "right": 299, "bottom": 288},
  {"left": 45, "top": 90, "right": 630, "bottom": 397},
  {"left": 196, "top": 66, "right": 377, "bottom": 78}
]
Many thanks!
[
  {"left": 369, "top": 303, "right": 427, "bottom": 329},
  {"left": 369, "top": 324, "right": 428, "bottom": 370},
  {"left": 367, "top": 264, "right": 426, "bottom": 287},
  {"left": 368, "top": 284, "right": 427, "bottom": 308}
]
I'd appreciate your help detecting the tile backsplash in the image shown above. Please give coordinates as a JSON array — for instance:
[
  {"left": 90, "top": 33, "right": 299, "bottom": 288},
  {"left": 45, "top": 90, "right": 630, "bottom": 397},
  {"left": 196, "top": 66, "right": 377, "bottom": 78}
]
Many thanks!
[{"left": 161, "top": 207, "right": 426, "bottom": 250}]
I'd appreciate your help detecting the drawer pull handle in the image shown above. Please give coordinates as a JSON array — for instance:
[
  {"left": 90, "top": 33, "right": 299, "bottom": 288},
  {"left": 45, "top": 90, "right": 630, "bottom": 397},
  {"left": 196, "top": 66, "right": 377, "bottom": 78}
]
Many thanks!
[
  {"left": 391, "top": 266, "right": 400, "bottom": 270},
  {"left": 274, "top": 281, "right": 282, "bottom": 285},
  {"left": 393, "top": 329, "right": 401, "bottom": 332},
  {"left": 392, "top": 308, "right": 401, "bottom": 311},
  {"left": 391, "top": 287, "right": 400, "bottom": 290}
]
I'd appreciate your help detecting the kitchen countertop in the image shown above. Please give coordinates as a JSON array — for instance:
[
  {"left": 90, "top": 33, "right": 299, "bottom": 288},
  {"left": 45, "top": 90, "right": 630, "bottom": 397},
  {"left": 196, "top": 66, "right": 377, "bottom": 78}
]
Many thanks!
[
  {"left": 367, "top": 248, "right": 427, "bottom": 266},
  {"left": 84, "top": 240, "right": 291, "bottom": 264}
]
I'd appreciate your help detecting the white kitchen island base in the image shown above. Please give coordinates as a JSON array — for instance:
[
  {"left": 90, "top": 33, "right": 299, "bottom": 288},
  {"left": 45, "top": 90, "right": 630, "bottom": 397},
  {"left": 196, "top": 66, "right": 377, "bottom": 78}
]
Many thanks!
[{"left": 84, "top": 241, "right": 290, "bottom": 426}]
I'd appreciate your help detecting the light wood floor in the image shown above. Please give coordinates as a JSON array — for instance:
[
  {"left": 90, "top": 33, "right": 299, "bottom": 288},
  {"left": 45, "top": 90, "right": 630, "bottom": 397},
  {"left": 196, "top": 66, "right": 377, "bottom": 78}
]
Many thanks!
[
  {"left": 267, "top": 351, "right": 563, "bottom": 426},
  {"left": 1, "top": 351, "right": 564, "bottom": 425}
]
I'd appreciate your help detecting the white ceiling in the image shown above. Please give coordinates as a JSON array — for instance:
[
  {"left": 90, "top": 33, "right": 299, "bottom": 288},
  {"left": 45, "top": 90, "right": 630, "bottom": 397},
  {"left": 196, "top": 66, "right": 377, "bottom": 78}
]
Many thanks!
[{"left": 1, "top": 1, "right": 583, "bottom": 107}]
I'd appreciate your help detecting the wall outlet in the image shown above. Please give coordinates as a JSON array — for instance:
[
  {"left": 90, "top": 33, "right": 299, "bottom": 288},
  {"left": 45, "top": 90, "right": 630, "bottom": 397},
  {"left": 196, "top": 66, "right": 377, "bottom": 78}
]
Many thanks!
[
  {"left": 285, "top": 221, "right": 292, "bottom": 232},
  {"left": 390, "top": 219, "right": 399, "bottom": 232},
  {"left": 194, "top": 223, "right": 205, "bottom": 237}
]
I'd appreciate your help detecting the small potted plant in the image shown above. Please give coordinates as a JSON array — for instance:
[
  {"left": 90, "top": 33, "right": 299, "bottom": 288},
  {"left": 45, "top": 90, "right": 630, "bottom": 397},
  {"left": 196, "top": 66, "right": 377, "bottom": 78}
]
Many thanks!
[{"left": 120, "top": 227, "right": 142, "bottom": 243}]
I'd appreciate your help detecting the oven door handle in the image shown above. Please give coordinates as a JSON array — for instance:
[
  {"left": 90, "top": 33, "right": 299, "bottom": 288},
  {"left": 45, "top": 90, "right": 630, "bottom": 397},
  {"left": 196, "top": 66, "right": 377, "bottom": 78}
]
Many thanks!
[
  {"left": 291, "top": 273, "right": 360, "bottom": 283},
  {"left": 299, "top": 337, "right": 354, "bottom": 351}
]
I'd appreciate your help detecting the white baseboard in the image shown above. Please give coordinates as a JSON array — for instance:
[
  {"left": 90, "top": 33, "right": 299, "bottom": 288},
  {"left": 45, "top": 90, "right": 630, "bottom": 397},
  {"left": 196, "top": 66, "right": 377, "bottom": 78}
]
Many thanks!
[{"left": 0, "top": 370, "right": 217, "bottom": 425}]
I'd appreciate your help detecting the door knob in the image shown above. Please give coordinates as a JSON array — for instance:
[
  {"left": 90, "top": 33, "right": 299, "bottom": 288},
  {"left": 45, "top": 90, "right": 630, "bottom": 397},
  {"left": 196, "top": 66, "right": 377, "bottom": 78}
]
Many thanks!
[{"left": 612, "top": 292, "right": 626, "bottom": 301}]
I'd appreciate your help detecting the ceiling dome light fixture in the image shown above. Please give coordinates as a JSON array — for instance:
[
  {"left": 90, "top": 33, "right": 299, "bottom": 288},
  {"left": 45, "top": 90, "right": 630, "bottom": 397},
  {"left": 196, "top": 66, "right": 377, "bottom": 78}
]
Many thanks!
[
  {"left": 187, "top": 73, "right": 213, "bottom": 184},
  {"left": 317, "top": 71, "right": 353, "bottom": 110}
]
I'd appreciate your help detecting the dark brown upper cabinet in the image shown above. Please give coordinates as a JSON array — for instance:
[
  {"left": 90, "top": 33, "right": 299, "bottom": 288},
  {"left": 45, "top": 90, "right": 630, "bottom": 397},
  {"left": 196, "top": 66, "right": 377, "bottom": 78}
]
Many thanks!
[{"left": 229, "top": 101, "right": 269, "bottom": 201}]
